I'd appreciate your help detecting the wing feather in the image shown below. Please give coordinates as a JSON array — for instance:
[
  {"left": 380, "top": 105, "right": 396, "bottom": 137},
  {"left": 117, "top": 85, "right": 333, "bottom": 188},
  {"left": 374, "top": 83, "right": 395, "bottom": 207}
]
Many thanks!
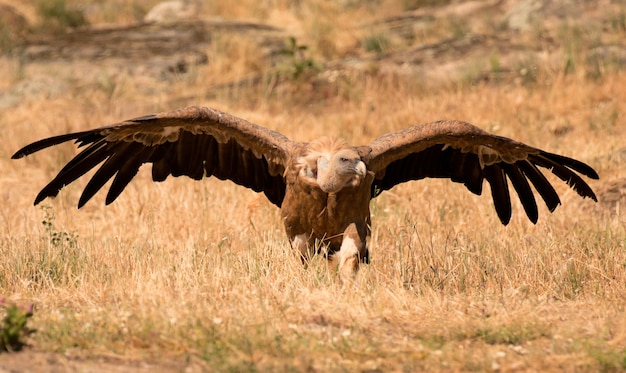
[
  {"left": 365, "top": 120, "right": 598, "bottom": 224},
  {"left": 34, "top": 140, "right": 110, "bottom": 205},
  {"left": 12, "top": 130, "right": 98, "bottom": 159},
  {"left": 516, "top": 161, "right": 561, "bottom": 212},
  {"left": 483, "top": 164, "right": 512, "bottom": 224},
  {"left": 78, "top": 142, "right": 144, "bottom": 208},
  {"left": 501, "top": 163, "right": 538, "bottom": 223},
  {"left": 531, "top": 153, "right": 598, "bottom": 200},
  {"left": 107, "top": 146, "right": 158, "bottom": 205},
  {"left": 13, "top": 106, "right": 293, "bottom": 208}
]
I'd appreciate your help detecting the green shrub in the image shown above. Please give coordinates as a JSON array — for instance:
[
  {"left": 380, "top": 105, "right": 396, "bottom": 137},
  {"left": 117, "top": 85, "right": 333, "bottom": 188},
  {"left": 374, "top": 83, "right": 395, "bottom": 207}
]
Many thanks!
[{"left": 0, "top": 300, "right": 35, "bottom": 352}]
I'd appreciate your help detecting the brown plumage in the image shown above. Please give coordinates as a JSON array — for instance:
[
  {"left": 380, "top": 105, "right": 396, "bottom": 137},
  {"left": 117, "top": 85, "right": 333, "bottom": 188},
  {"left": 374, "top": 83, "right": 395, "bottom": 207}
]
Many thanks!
[{"left": 12, "top": 106, "right": 599, "bottom": 281}]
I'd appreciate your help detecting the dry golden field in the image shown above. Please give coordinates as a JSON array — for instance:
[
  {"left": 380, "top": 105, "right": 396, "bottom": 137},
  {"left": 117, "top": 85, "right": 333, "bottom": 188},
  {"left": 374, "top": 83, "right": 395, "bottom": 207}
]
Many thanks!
[{"left": 0, "top": 0, "right": 625, "bottom": 371}]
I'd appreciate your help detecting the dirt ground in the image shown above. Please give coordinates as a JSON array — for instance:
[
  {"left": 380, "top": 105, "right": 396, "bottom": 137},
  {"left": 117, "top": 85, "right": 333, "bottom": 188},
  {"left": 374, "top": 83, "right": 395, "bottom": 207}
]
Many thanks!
[
  {"left": 0, "top": 350, "right": 212, "bottom": 372},
  {"left": 0, "top": 351, "right": 174, "bottom": 373}
]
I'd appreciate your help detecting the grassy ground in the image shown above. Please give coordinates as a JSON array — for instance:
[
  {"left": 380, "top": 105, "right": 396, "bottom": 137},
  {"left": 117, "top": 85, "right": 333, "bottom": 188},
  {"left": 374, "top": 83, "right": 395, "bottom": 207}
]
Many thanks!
[{"left": 0, "top": 0, "right": 625, "bottom": 371}]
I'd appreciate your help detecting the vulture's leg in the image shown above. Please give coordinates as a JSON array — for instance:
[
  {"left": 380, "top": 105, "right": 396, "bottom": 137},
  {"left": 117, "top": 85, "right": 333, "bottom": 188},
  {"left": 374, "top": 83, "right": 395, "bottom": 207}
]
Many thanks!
[
  {"left": 291, "top": 234, "right": 312, "bottom": 266},
  {"left": 334, "top": 223, "right": 368, "bottom": 283}
]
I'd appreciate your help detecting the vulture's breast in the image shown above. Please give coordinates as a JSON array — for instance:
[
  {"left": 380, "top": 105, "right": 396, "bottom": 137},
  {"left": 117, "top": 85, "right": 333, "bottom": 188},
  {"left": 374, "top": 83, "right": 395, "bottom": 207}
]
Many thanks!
[{"left": 281, "top": 171, "right": 374, "bottom": 245}]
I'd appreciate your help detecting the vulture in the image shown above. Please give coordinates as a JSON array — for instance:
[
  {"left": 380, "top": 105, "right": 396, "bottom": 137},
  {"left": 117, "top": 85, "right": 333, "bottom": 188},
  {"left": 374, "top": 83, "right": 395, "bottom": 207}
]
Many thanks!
[{"left": 12, "top": 106, "right": 598, "bottom": 281}]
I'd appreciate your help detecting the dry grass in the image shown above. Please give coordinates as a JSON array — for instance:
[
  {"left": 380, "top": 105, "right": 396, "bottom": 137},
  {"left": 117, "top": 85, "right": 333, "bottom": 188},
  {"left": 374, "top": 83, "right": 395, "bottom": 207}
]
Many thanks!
[{"left": 1, "top": 0, "right": 625, "bottom": 371}]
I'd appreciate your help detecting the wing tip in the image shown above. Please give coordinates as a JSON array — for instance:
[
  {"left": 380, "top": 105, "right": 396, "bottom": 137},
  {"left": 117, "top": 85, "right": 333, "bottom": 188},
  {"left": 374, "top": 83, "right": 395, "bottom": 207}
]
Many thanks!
[
  {"left": 543, "top": 151, "right": 600, "bottom": 180},
  {"left": 12, "top": 150, "right": 27, "bottom": 160},
  {"left": 33, "top": 194, "right": 48, "bottom": 206},
  {"left": 12, "top": 131, "right": 94, "bottom": 160}
]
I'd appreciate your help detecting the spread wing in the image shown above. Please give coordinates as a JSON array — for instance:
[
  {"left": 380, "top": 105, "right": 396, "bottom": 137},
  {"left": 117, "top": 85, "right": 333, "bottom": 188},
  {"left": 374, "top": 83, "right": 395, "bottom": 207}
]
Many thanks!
[
  {"left": 12, "top": 106, "right": 293, "bottom": 208},
  {"left": 363, "top": 120, "right": 599, "bottom": 225}
]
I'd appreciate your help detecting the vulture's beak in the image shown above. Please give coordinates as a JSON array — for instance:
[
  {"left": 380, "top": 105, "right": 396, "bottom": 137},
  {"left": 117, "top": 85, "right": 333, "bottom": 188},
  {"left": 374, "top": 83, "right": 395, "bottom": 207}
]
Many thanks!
[{"left": 354, "top": 160, "right": 366, "bottom": 177}]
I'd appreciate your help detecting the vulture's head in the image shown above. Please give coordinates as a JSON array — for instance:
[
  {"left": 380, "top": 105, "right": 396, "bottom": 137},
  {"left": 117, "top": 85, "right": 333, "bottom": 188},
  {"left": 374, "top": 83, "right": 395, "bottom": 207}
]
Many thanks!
[
  {"left": 298, "top": 137, "right": 367, "bottom": 193},
  {"left": 316, "top": 148, "right": 366, "bottom": 193}
]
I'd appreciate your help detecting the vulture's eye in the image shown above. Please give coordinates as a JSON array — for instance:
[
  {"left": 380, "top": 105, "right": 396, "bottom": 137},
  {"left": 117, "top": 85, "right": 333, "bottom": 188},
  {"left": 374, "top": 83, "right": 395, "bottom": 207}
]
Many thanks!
[{"left": 340, "top": 157, "right": 349, "bottom": 163}]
